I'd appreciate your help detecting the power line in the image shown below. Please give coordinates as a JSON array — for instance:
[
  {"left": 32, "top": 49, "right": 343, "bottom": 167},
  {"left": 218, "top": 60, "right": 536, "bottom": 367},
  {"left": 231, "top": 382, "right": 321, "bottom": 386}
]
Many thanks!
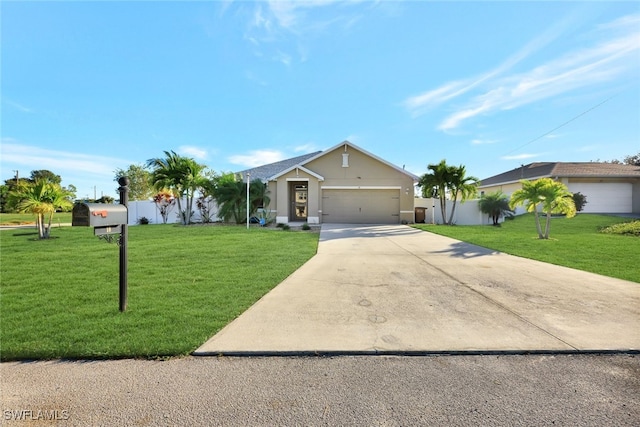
[{"left": 503, "top": 94, "right": 617, "bottom": 156}]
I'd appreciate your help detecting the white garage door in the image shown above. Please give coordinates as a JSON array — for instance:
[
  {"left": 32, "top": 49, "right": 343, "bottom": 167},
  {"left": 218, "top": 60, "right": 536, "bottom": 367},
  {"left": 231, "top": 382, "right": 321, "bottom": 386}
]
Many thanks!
[
  {"left": 569, "top": 183, "right": 632, "bottom": 213},
  {"left": 322, "top": 189, "right": 400, "bottom": 223}
]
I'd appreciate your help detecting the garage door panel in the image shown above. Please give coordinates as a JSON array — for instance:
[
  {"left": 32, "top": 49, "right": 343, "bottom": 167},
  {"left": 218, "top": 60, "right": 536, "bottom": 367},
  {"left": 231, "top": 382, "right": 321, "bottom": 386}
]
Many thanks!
[
  {"left": 322, "top": 190, "right": 400, "bottom": 223},
  {"left": 569, "top": 183, "right": 632, "bottom": 213}
]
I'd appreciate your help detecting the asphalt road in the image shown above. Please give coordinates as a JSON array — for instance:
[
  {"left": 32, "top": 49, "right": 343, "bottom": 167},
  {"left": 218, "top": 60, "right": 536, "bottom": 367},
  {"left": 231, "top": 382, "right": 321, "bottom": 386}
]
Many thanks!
[{"left": 2, "top": 354, "right": 639, "bottom": 426}]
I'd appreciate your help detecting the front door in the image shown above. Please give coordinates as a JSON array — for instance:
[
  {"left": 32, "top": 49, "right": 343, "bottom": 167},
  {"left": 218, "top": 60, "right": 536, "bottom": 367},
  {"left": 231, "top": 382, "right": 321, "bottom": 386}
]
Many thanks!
[{"left": 290, "top": 183, "right": 308, "bottom": 221}]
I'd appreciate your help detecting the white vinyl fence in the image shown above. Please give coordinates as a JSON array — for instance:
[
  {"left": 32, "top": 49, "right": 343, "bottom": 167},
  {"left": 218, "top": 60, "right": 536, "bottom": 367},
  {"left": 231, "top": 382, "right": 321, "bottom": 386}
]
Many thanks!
[
  {"left": 414, "top": 198, "right": 526, "bottom": 225},
  {"left": 126, "top": 197, "right": 220, "bottom": 225}
]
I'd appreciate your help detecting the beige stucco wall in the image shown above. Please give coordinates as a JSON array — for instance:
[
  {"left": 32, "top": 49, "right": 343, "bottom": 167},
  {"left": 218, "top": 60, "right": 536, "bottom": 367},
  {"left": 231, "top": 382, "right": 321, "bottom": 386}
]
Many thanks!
[{"left": 269, "top": 145, "right": 417, "bottom": 223}]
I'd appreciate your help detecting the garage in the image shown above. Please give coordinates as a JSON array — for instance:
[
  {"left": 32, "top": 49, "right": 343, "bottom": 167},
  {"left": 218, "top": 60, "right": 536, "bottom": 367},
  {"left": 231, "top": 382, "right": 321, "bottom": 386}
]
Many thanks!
[
  {"left": 321, "top": 189, "right": 400, "bottom": 223},
  {"left": 569, "top": 182, "right": 632, "bottom": 213}
]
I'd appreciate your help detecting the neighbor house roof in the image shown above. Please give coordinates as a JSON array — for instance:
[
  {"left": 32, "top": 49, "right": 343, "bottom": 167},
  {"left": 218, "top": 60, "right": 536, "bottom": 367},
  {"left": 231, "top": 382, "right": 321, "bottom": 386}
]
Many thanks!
[
  {"left": 237, "top": 151, "right": 322, "bottom": 182},
  {"left": 480, "top": 162, "right": 640, "bottom": 187}
]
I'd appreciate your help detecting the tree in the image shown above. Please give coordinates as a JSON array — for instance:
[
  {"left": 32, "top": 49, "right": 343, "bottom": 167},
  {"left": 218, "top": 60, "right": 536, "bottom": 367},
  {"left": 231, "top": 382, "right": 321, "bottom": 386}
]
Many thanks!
[
  {"left": 146, "top": 151, "right": 207, "bottom": 225},
  {"left": 446, "top": 164, "right": 479, "bottom": 225},
  {"left": 30, "top": 170, "right": 62, "bottom": 185},
  {"left": 152, "top": 190, "right": 176, "bottom": 224},
  {"left": 509, "top": 178, "right": 576, "bottom": 239},
  {"left": 478, "top": 191, "right": 514, "bottom": 225},
  {"left": 8, "top": 179, "right": 73, "bottom": 239},
  {"left": 214, "top": 176, "right": 270, "bottom": 224},
  {"left": 419, "top": 160, "right": 478, "bottom": 225},
  {"left": 623, "top": 152, "right": 640, "bottom": 166},
  {"left": 114, "top": 164, "right": 153, "bottom": 201}
]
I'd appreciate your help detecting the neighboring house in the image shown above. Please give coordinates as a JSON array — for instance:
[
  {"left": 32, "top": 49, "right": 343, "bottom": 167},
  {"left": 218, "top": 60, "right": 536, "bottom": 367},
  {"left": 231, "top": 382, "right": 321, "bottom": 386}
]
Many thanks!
[
  {"left": 479, "top": 162, "right": 640, "bottom": 214},
  {"left": 239, "top": 141, "right": 419, "bottom": 224}
]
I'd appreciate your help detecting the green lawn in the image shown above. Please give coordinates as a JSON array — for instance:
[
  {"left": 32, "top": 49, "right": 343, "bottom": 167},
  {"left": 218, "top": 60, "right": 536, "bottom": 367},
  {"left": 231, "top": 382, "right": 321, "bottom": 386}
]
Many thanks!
[
  {"left": 0, "top": 224, "right": 319, "bottom": 361},
  {"left": 0, "top": 212, "right": 72, "bottom": 225},
  {"left": 413, "top": 213, "right": 639, "bottom": 283}
]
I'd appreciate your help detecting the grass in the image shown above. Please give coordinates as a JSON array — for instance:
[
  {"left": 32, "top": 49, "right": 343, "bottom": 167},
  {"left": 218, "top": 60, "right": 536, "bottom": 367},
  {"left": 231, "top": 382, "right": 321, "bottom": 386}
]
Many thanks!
[
  {"left": 0, "top": 212, "right": 72, "bottom": 225},
  {"left": 413, "top": 213, "right": 639, "bottom": 283},
  {"left": 0, "top": 224, "right": 319, "bottom": 361}
]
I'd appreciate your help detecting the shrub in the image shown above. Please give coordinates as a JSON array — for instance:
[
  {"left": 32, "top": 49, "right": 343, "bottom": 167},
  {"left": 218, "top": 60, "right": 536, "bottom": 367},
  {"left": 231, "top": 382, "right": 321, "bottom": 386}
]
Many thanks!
[
  {"left": 276, "top": 223, "right": 285, "bottom": 228},
  {"left": 138, "top": 216, "right": 150, "bottom": 225},
  {"left": 282, "top": 224, "right": 291, "bottom": 231},
  {"left": 599, "top": 220, "right": 640, "bottom": 236},
  {"left": 572, "top": 192, "right": 588, "bottom": 212},
  {"left": 301, "top": 223, "right": 311, "bottom": 230}
]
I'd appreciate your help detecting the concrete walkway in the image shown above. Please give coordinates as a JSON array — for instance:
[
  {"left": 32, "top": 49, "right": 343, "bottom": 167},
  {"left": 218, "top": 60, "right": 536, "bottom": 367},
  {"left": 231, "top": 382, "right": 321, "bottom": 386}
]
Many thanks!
[{"left": 195, "top": 224, "right": 640, "bottom": 355}]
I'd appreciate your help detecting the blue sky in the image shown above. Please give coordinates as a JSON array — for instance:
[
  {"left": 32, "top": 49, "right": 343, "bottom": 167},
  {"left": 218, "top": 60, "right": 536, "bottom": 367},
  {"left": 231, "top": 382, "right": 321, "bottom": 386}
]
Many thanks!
[{"left": 2, "top": 1, "right": 639, "bottom": 199}]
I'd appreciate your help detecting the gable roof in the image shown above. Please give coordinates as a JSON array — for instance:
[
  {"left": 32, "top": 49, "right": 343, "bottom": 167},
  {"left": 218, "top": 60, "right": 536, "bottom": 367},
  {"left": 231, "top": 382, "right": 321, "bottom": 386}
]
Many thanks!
[
  {"left": 480, "top": 162, "right": 640, "bottom": 187},
  {"left": 268, "top": 140, "right": 420, "bottom": 181},
  {"left": 236, "top": 151, "right": 322, "bottom": 182}
]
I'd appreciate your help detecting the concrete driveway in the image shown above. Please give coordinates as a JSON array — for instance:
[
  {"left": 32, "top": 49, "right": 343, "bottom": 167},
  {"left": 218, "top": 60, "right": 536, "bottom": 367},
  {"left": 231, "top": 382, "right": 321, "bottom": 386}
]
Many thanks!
[{"left": 195, "top": 224, "right": 640, "bottom": 355}]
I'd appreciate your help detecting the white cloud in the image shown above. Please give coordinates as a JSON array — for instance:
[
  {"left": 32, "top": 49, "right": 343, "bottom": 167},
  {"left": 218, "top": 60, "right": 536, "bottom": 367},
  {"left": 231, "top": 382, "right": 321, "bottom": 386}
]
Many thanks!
[
  {"left": 3, "top": 99, "right": 33, "bottom": 113},
  {"left": 293, "top": 143, "right": 317, "bottom": 153},
  {"left": 1, "top": 140, "right": 130, "bottom": 177},
  {"left": 405, "top": 13, "right": 640, "bottom": 131},
  {"left": 228, "top": 150, "right": 285, "bottom": 167},
  {"left": 178, "top": 145, "right": 208, "bottom": 160},
  {"left": 471, "top": 139, "right": 498, "bottom": 145}
]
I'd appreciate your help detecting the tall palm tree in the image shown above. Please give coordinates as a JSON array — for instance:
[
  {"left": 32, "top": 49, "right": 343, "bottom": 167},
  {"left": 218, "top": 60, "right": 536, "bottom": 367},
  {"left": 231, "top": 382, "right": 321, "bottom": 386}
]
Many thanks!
[
  {"left": 8, "top": 179, "right": 73, "bottom": 239},
  {"left": 419, "top": 159, "right": 453, "bottom": 224},
  {"left": 419, "top": 160, "right": 478, "bottom": 225},
  {"left": 146, "top": 151, "right": 207, "bottom": 225},
  {"left": 510, "top": 178, "right": 576, "bottom": 239},
  {"left": 446, "top": 164, "right": 479, "bottom": 225},
  {"left": 479, "top": 191, "right": 513, "bottom": 225}
]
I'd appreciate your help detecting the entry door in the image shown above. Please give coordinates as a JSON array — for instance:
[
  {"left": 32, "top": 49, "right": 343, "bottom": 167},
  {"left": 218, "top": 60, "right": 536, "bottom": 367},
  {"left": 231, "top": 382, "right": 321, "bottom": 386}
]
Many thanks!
[{"left": 291, "top": 184, "right": 308, "bottom": 221}]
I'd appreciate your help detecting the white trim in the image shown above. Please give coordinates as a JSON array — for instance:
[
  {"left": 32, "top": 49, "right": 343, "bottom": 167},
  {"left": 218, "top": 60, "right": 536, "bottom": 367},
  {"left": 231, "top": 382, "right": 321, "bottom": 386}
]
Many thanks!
[
  {"left": 307, "top": 216, "right": 320, "bottom": 224},
  {"left": 400, "top": 211, "right": 414, "bottom": 213},
  {"left": 321, "top": 186, "right": 401, "bottom": 190},
  {"left": 268, "top": 165, "right": 324, "bottom": 181},
  {"left": 301, "top": 140, "right": 420, "bottom": 181},
  {"left": 286, "top": 178, "right": 309, "bottom": 182}
]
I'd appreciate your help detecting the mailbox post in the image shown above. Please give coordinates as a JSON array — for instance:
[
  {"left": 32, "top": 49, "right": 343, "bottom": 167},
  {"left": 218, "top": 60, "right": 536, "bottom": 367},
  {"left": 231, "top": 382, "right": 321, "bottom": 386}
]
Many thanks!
[
  {"left": 118, "top": 177, "right": 129, "bottom": 312},
  {"left": 71, "top": 177, "right": 130, "bottom": 312}
]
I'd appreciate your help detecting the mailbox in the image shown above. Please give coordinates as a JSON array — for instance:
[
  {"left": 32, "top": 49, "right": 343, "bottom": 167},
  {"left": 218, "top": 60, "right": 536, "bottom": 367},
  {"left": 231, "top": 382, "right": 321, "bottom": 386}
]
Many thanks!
[{"left": 72, "top": 203, "right": 128, "bottom": 228}]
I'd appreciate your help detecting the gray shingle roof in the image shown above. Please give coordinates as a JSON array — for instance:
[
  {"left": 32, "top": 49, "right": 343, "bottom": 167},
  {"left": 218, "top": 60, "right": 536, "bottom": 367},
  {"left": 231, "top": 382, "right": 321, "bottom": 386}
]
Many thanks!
[
  {"left": 480, "top": 162, "right": 640, "bottom": 187},
  {"left": 236, "top": 151, "right": 323, "bottom": 182}
]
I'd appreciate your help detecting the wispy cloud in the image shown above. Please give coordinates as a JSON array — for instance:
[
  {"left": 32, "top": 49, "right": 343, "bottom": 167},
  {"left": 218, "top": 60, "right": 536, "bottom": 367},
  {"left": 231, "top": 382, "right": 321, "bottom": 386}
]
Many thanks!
[
  {"left": 244, "top": 0, "right": 369, "bottom": 66},
  {"left": 404, "top": 13, "right": 640, "bottom": 132},
  {"left": 293, "top": 143, "right": 317, "bottom": 153},
  {"left": 3, "top": 99, "right": 33, "bottom": 113},
  {"left": 178, "top": 145, "right": 208, "bottom": 160},
  {"left": 228, "top": 149, "right": 285, "bottom": 167},
  {"left": 471, "top": 139, "right": 498, "bottom": 145},
  {"left": 1, "top": 140, "right": 130, "bottom": 177}
]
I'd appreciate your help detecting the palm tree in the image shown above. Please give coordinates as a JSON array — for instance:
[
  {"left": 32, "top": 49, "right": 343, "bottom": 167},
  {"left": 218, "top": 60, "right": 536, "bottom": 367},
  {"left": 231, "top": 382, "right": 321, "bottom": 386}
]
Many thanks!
[
  {"left": 214, "top": 177, "right": 271, "bottom": 224},
  {"left": 419, "top": 160, "right": 478, "bottom": 225},
  {"left": 509, "top": 178, "right": 576, "bottom": 239},
  {"left": 479, "top": 191, "right": 513, "bottom": 225},
  {"left": 446, "top": 164, "right": 479, "bottom": 225},
  {"left": 419, "top": 160, "right": 453, "bottom": 224},
  {"left": 8, "top": 179, "right": 73, "bottom": 239},
  {"left": 146, "top": 151, "right": 207, "bottom": 225}
]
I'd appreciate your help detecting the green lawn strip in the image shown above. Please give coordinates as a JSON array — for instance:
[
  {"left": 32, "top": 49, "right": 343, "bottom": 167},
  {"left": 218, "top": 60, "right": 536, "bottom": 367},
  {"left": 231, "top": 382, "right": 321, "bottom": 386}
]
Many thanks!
[
  {"left": 0, "top": 212, "right": 72, "bottom": 225},
  {"left": 413, "top": 213, "right": 639, "bottom": 283},
  {"left": 0, "top": 224, "right": 319, "bottom": 360}
]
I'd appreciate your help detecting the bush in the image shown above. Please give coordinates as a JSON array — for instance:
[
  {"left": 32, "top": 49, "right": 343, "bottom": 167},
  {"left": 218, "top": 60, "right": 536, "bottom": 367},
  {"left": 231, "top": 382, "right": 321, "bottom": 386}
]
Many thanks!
[
  {"left": 137, "top": 216, "right": 150, "bottom": 225},
  {"left": 599, "top": 220, "right": 640, "bottom": 236},
  {"left": 573, "top": 192, "right": 588, "bottom": 212},
  {"left": 301, "top": 223, "right": 311, "bottom": 230},
  {"left": 282, "top": 224, "right": 291, "bottom": 231},
  {"left": 276, "top": 223, "right": 285, "bottom": 228}
]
